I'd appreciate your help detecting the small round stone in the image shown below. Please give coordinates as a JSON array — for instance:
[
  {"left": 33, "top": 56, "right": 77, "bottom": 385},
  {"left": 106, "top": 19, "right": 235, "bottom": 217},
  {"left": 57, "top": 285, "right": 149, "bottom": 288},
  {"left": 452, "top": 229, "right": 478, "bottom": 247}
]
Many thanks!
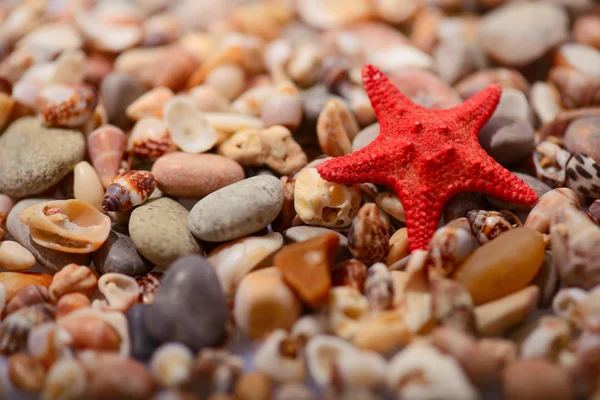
[
  {"left": 0, "top": 117, "right": 85, "bottom": 197},
  {"left": 188, "top": 176, "right": 284, "bottom": 242},
  {"left": 129, "top": 198, "right": 202, "bottom": 269},
  {"left": 478, "top": 116, "right": 536, "bottom": 166},
  {"left": 93, "top": 230, "right": 154, "bottom": 277},
  {"left": 6, "top": 199, "right": 90, "bottom": 273},
  {"left": 145, "top": 255, "right": 228, "bottom": 351},
  {"left": 100, "top": 71, "right": 146, "bottom": 130},
  {"left": 152, "top": 152, "right": 244, "bottom": 198}
]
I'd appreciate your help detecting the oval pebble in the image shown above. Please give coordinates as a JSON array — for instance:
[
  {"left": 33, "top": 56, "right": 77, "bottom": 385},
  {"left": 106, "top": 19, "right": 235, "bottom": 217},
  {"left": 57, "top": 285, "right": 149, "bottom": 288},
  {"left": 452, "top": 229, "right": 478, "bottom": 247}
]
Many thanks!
[
  {"left": 188, "top": 176, "right": 284, "bottom": 242},
  {"left": 126, "top": 304, "right": 160, "bottom": 361},
  {"left": 100, "top": 72, "right": 146, "bottom": 130},
  {"left": 0, "top": 241, "right": 36, "bottom": 271},
  {"left": 7, "top": 199, "right": 91, "bottom": 273},
  {"left": 478, "top": 117, "right": 535, "bottom": 166},
  {"left": 0, "top": 117, "right": 85, "bottom": 197},
  {"left": 151, "top": 152, "right": 245, "bottom": 198},
  {"left": 129, "top": 198, "right": 202, "bottom": 268},
  {"left": 145, "top": 255, "right": 228, "bottom": 351},
  {"left": 93, "top": 230, "right": 154, "bottom": 277}
]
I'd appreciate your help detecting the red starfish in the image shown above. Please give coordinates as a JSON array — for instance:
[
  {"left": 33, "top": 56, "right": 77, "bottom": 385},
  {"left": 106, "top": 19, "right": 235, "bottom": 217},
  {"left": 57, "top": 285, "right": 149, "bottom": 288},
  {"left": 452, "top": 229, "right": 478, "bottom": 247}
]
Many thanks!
[{"left": 317, "top": 64, "right": 538, "bottom": 252}]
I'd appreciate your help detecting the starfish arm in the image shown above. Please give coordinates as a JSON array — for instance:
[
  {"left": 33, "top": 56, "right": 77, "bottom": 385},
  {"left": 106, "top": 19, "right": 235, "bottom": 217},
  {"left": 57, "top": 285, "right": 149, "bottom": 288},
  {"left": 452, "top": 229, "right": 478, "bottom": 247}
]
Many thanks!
[
  {"left": 362, "top": 64, "right": 423, "bottom": 126},
  {"left": 449, "top": 84, "right": 502, "bottom": 132},
  {"left": 316, "top": 150, "right": 372, "bottom": 186},
  {"left": 399, "top": 193, "right": 442, "bottom": 252}
]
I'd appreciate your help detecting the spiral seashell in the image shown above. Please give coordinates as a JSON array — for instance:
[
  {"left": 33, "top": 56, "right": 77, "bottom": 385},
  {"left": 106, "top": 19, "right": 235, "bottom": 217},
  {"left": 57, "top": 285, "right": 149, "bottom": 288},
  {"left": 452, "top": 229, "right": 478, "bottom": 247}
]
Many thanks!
[
  {"left": 88, "top": 125, "right": 126, "bottom": 188},
  {"left": 0, "top": 303, "right": 55, "bottom": 354},
  {"left": 427, "top": 217, "right": 478, "bottom": 278},
  {"left": 19, "top": 200, "right": 111, "bottom": 254},
  {"left": 127, "top": 117, "right": 176, "bottom": 159},
  {"left": 102, "top": 170, "right": 156, "bottom": 212},
  {"left": 38, "top": 84, "right": 98, "bottom": 128},
  {"left": 533, "top": 140, "right": 571, "bottom": 188},
  {"left": 466, "top": 210, "right": 522, "bottom": 245}
]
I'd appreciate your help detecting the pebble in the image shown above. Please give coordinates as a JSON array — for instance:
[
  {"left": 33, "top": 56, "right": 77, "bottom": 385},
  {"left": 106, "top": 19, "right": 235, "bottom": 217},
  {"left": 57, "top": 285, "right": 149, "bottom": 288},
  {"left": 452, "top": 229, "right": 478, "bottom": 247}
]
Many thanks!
[
  {"left": 452, "top": 227, "right": 545, "bottom": 305},
  {"left": 188, "top": 176, "right": 284, "bottom": 242},
  {"left": 100, "top": 71, "right": 146, "bottom": 129},
  {"left": 352, "top": 123, "right": 379, "bottom": 152},
  {"left": 283, "top": 226, "right": 348, "bottom": 247},
  {"left": 73, "top": 161, "right": 105, "bottom": 211},
  {"left": 0, "top": 117, "right": 85, "bottom": 197},
  {"left": 129, "top": 197, "right": 202, "bottom": 269},
  {"left": 234, "top": 372, "right": 273, "bottom": 400},
  {"left": 478, "top": 116, "right": 536, "bottom": 166},
  {"left": 93, "top": 230, "right": 154, "bottom": 277},
  {"left": 478, "top": 2, "right": 569, "bottom": 67},
  {"left": 146, "top": 255, "right": 228, "bottom": 351},
  {"left": 388, "top": 68, "right": 461, "bottom": 109},
  {"left": 127, "top": 304, "right": 160, "bottom": 361},
  {"left": 564, "top": 117, "right": 600, "bottom": 161},
  {"left": 7, "top": 199, "right": 90, "bottom": 273},
  {"left": 234, "top": 268, "right": 302, "bottom": 339},
  {"left": 503, "top": 359, "right": 574, "bottom": 400},
  {"left": 152, "top": 152, "right": 245, "bottom": 198},
  {"left": 0, "top": 239, "right": 33, "bottom": 272},
  {"left": 487, "top": 173, "right": 551, "bottom": 212},
  {"left": 84, "top": 354, "right": 156, "bottom": 400},
  {"left": 475, "top": 286, "right": 539, "bottom": 336}
]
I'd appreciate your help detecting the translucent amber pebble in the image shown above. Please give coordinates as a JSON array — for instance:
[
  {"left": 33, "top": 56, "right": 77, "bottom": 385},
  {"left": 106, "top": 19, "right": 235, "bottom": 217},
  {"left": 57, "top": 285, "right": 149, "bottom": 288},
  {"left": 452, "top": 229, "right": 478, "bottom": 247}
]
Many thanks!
[{"left": 451, "top": 228, "right": 545, "bottom": 305}]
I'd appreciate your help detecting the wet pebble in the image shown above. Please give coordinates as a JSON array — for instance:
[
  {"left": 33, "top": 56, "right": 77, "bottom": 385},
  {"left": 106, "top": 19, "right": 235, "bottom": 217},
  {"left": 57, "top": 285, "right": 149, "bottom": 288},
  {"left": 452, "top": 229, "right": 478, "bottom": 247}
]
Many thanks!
[
  {"left": 6, "top": 199, "right": 90, "bottom": 273},
  {"left": 487, "top": 173, "right": 551, "bottom": 211},
  {"left": 93, "top": 230, "right": 154, "bottom": 277},
  {"left": 146, "top": 255, "right": 228, "bottom": 351},
  {"left": 0, "top": 117, "right": 85, "bottom": 197},
  {"left": 130, "top": 198, "right": 202, "bottom": 268},
  {"left": 188, "top": 176, "right": 284, "bottom": 242},
  {"left": 100, "top": 71, "right": 146, "bottom": 130},
  {"left": 152, "top": 152, "right": 245, "bottom": 198}
]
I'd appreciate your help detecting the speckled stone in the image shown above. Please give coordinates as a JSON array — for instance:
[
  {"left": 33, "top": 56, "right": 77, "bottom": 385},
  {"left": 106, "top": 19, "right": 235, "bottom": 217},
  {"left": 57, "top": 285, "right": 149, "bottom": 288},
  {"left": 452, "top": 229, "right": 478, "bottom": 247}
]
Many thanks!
[
  {"left": 93, "top": 230, "right": 153, "bottom": 277},
  {"left": 126, "top": 304, "right": 159, "bottom": 361},
  {"left": 129, "top": 198, "right": 202, "bottom": 268},
  {"left": 188, "top": 176, "right": 284, "bottom": 242},
  {"left": 487, "top": 172, "right": 552, "bottom": 211},
  {"left": 152, "top": 152, "right": 244, "bottom": 198},
  {"left": 6, "top": 199, "right": 90, "bottom": 273},
  {"left": 145, "top": 255, "right": 228, "bottom": 351},
  {"left": 0, "top": 117, "right": 85, "bottom": 197}
]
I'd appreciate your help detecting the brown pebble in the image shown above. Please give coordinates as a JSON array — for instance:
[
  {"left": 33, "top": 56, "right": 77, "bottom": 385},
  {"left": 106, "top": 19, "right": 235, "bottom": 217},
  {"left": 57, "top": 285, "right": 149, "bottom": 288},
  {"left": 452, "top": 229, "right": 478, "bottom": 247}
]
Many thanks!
[
  {"left": 503, "top": 359, "right": 574, "bottom": 400},
  {"left": 234, "top": 371, "right": 273, "bottom": 400},
  {"left": 84, "top": 354, "right": 155, "bottom": 400},
  {"left": 332, "top": 259, "right": 368, "bottom": 293},
  {"left": 8, "top": 353, "right": 45, "bottom": 392}
]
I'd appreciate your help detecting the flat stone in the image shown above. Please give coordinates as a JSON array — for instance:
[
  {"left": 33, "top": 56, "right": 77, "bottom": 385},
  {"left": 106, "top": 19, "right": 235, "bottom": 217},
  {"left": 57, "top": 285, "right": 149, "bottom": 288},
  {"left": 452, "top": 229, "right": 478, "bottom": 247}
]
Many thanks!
[
  {"left": 129, "top": 198, "right": 202, "bottom": 268},
  {"left": 6, "top": 199, "right": 90, "bottom": 273},
  {"left": 188, "top": 176, "right": 284, "bottom": 242},
  {"left": 93, "top": 230, "right": 153, "bottom": 277},
  {"left": 0, "top": 117, "right": 85, "bottom": 197},
  {"left": 145, "top": 255, "right": 228, "bottom": 351}
]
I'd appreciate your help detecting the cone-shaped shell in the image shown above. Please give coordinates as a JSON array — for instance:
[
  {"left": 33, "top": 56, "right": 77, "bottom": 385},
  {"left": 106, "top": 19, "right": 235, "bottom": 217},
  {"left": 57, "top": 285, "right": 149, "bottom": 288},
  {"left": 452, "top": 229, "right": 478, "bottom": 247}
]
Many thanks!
[
  {"left": 19, "top": 200, "right": 111, "bottom": 254},
  {"left": 102, "top": 170, "right": 156, "bottom": 212},
  {"left": 88, "top": 125, "right": 126, "bottom": 188}
]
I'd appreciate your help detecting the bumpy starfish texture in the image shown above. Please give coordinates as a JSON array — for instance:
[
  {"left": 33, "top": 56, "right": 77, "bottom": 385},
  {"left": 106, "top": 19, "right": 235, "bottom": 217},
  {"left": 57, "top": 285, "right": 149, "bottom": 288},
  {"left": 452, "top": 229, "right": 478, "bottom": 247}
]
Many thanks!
[{"left": 317, "top": 64, "right": 538, "bottom": 251}]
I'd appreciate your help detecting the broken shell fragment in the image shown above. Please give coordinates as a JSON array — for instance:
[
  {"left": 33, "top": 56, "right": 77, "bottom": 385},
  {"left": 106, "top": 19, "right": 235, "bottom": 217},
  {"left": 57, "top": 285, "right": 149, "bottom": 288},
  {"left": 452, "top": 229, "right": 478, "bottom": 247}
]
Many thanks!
[
  {"left": 38, "top": 84, "right": 98, "bottom": 128},
  {"left": 317, "top": 98, "right": 359, "bottom": 157},
  {"left": 126, "top": 87, "right": 173, "bottom": 121},
  {"left": 254, "top": 329, "right": 307, "bottom": 383},
  {"left": 102, "top": 170, "right": 157, "bottom": 212},
  {"left": 128, "top": 117, "right": 177, "bottom": 159},
  {"left": 19, "top": 200, "right": 111, "bottom": 254},
  {"left": 163, "top": 96, "right": 217, "bottom": 153},
  {"left": 0, "top": 304, "right": 55, "bottom": 354},
  {"left": 87, "top": 125, "right": 127, "bottom": 188},
  {"left": 98, "top": 273, "right": 139, "bottom": 312}
]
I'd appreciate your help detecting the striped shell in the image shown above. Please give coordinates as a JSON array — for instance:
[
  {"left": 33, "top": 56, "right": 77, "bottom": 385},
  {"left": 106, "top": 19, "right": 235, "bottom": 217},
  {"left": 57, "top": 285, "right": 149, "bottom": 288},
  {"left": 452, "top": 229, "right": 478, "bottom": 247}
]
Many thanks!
[
  {"left": 427, "top": 217, "right": 478, "bottom": 278},
  {"left": 347, "top": 203, "right": 389, "bottom": 265},
  {"left": 127, "top": 117, "right": 176, "bottom": 159},
  {"left": 88, "top": 125, "right": 126, "bottom": 188},
  {"left": 102, "top": 170, "right": 156, "bottom": 212},
  {"left": 0, "top": 304, "right": 55, "bottom": 354},
  {"left": 38, "top": 84, "right": 97, "bottom": 128},
  {"left": 466, "top": 210, "right": 522, "bottom": 245},
  {"left": 533, "top": 140, "right": 570, "bottom": 188}
]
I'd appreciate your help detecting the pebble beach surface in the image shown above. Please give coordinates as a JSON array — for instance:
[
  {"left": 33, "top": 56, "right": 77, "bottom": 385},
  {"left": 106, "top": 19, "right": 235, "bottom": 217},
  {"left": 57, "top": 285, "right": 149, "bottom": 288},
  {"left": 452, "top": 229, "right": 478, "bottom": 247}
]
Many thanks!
[{"left": 0, "top": 0, "right": 599, "bottom": 399}]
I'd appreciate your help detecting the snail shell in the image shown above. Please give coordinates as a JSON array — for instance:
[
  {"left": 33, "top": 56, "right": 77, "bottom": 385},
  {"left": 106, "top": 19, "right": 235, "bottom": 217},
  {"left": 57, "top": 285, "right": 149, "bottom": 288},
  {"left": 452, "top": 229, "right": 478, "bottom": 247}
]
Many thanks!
[
  {"left": 466, "top": 210, "right": 522, "bottom": 245},
  {"left": 88, "top": 125, "right": 126, "bottom": 188},
  {"left": 19, "top": 200, "right": 111, "bottom": 254},
  {"left": 102, "top": 170, "right": 156, "bottom": 212}
]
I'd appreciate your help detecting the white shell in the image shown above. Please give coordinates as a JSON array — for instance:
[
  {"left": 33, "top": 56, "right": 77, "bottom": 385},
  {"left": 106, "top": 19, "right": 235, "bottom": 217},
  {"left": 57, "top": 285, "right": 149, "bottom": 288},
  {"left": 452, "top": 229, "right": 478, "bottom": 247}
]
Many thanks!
[
  {"left": 150, "top": 342, "right": 194, "bottom": 389},
  {"left": 164, "top": 96, "right": 217, "bottom": 153}
]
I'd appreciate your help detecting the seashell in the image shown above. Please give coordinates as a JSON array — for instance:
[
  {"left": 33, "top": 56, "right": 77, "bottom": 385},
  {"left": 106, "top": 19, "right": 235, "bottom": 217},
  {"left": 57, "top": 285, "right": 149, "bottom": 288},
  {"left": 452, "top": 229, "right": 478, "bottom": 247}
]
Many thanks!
[
  {"left": 16, "top": 22, "right": 82, "bottom": 58},
  {"left": 533, "top": 140, "right": 571, "bottom": 188},
  {"left": 163, "top": 95, "right": 217, "bottom": 153},
  {"left": 137, "top": 272, "right": 163, "bottom": 304},
  {"left": 38, "top": 84, "right": 98, "bottom": 128},
  {"left": 531, "top": 81, "right": 562, "bottom": 125},
  {"left": 87, "top": 125, "right": 127, "bottom": 188},
  {"left": 550, "top": 205, "right": 600, "bottom": 289},
  {"left": 230, "top": 84, "right": 273, "bottom": 116},
  {"left": 208, "top": 232, "right": 284, "bottom": 294},
  {"left": 332, "top": 259, "right": 368, "bottom": 293},
  {"left": 5, "top": 285, "right": 50, "bottom": 316},
  {"left": 549, "top": 66, "right": 600, "bottom": 109},
  {"left": 0, "top": 304, "right": 55, "bottom": 354},
  {"left": 49, "top": 263, "right": 98, "bottom": 303},
  {"left": 73, "top": 161, "right": 105, "bottom": 212},
  {"left": 348, "top": 203, "right": 390, "bottom": 265},
  {"left": 8, "top": 352, "right": 46, "bottom": 392},
  {"left": 375, "top": 192, "right": 405, "bottom": 222},
  {"left": 0, "top": 273, "right": 52, "bottom": 303},
  {"left": 55, "top": 292, "right": 91, "bottom": 319},
  {"left": 466, "top": 210, "right": 522, "bottom": 245},
  {"left": 126, "top": 86, "right": 173, "bottom": 121},
  {"left": 297, "top": 0, "right": 372, "bottom": 29},
  {"left": 204, "top": 63, "right": 246, "bottom": 101},
  {"left": 150, "top": 342, "right": 194, "bottom": 388},
  {"left": 20, "top": 200, "right": 111, "bottom": 254},
  {"left": 294, "top": 167, "right": 362, "bottom": 228},
  {"left": 58, "top": 307, "right": 130, "bottom": 357},
  {"left": 588, "top": 199, "right": 600, "bottom": 224},
  {"left": 524, "top": 188, "right": 580, "bottom": 235},
  {"left": 75, "top": 9, "right": 142, "bottom": 53},
  {"left": 27, "top": 321, "right": 73, "bottom": 366},
  {"left": 328, "top": 287, "right": 369, "bottom": 340},
  {"left": 192, "top": 348, "right": 244, "bottom": 394},
  {"left": 102, "top": 170, "right": 156, "bottom": 212},
  {"left": 364, "top": 263, "right": 394, "bottom": 311},
  {"left": 427, "top": 217, "right": 478, "bottom": 278},
  {"left": 564, "top": 152, "right": 600, "bottom": 204},
  {"left": 552, "top": 287, "right": 588, "bottom": 325},
  {"left": 0, "top": 240, "right": 36, "bottom": 272},
  {"left": 287, "top": 42, "right": 325, "bottom": 88},
  {"left": 98, "top": 273, "right": 139, "bottom": 312},
  {"left": 254, "top": 329, "right": 307, "bottom": 383},
  {"left": 202, "top": 112, "right": 264, "bottom": 133},
  {"left": 128, "top": 117, "right": 177, "bottom": 159},
  {"left": 188, "top": 84, "right": 231, "bottom": 113},
  {"left": 317, "top": 98, "right": 359, "bottom": 157},
  {"left": 261, "top": 80, "right": 303, "bottom": 132},
  {"left": 0, "top": 47, "right": 50, "bottom": 85},
  {"left": 41, "top": 357, "right": 87, "bottom": 400},
  {"left": 520, "top": 317, "right": 571, "bottom": 360}
]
